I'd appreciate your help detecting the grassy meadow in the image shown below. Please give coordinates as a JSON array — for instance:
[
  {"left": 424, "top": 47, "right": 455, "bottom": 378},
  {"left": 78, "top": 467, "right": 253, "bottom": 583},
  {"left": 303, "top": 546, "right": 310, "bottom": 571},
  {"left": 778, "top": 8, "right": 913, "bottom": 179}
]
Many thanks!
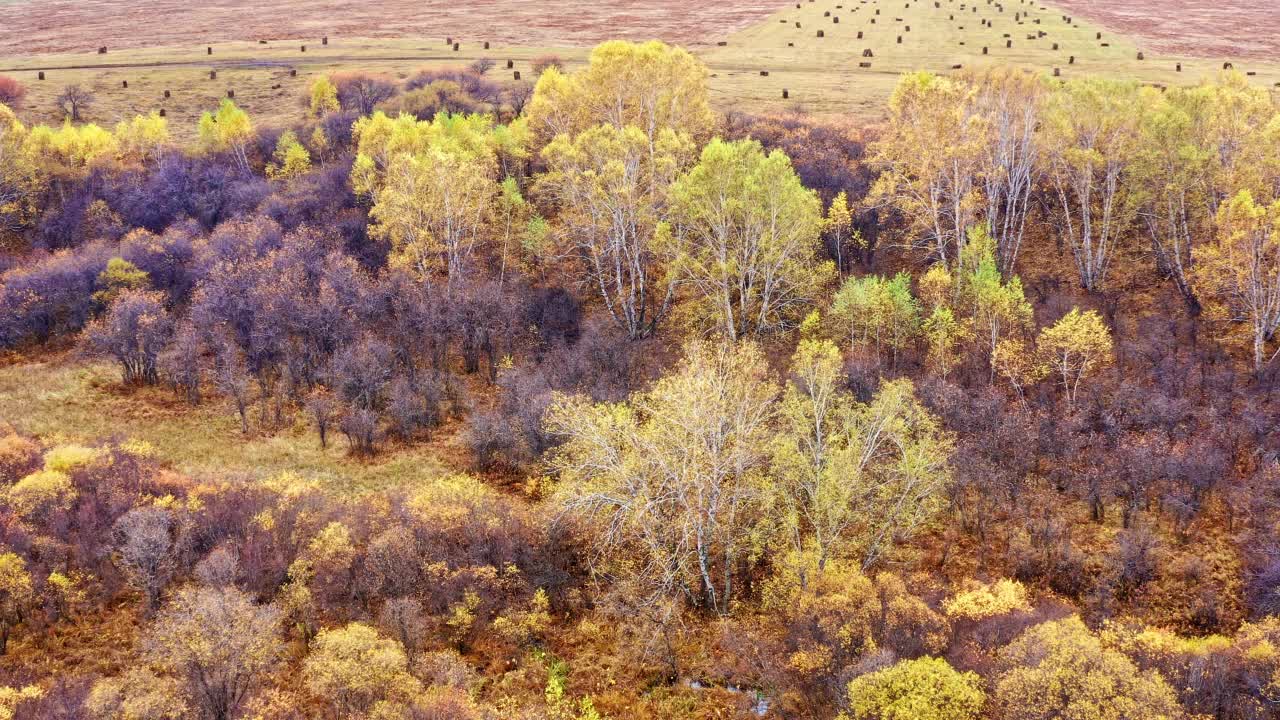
[{"left": 0, "top": 356, "right": 460, "bottom": 492}]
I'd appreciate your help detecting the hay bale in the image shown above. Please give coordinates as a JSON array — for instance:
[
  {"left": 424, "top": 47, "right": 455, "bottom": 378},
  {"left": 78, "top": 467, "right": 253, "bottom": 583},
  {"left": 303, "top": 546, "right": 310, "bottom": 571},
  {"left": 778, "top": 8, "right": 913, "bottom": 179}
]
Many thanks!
[
  {"left": 159, "top": 109, "right": 165, "bottom": 117},
  {"left": 863, "top": 48, "right": 874, "bottom": 57},
  {"left": 782, "top": 88, "right": 790, "bottom": 99},
  {"left": 514, "top": 70, "right": 521, "bottom": 80},
  {"left": 1053, "top": 67, "right": 1060, "bottom": 76},
  {"left": 290, "top": 69, "right": 297, "bottom": 77},
  {"left": 905, "top": 24, "right": 910, "bottom": 30},
  {"left": 259, "top": 40, "right": 267, "bottom": 44},
  {"left": 1068, "top": 55, "right": 1075, "bottom": 64},
  {"left": 1096, "top": 31, "right": 1102, "bottom": 39},
  {"left": 210, "top": 70, "right": 217, "bottom": 79},
  {"left": 122, "top": 80, "right": 128, "bottom": 88},
  {"left": 897, "top": 35, "right": 903, "bottom": 43},
  {"left": 207, "top": 46, "right": 213, "bottom": 55},
  {"left": 164, "top": 89, "right": 171, "bottom": 98},
  {"left": 1247, "top": 70, "right": 1257, "bottom": 76},
  {"left": 1223, "top": 61, "right": 1233, "bottom": 69},
  {"left": 300, "top": 44, "right": 306, "bottom": 52},
  {"left": 857, "top": 31, "right": 863, "bottom": 38},
  {"left": 824, "top": 10, "right": 830, "bottom": 15},
  {"left": 1137, "top": 52, "right": 1144, "bottom": 60},
  {"left": 453, "top": 43, "right": 460, "bottom": 51},
  {"left": 796, "top": 21, "right": 802, "bottom": 27},
  {"left": 717, "top": 41, "right": 728, "bottom": 46},
  {"left": 1176, "top": 63, "right": 1182, "bottom": 72},
  {"left": 447, "top": 37, "right": 453, "bottom": 44},
  {"left": 952, "top": 64, "right": 963, "bottom": 69},
  {"left": 37, "top": 71, "right": 44, "bottom": 80},
  {"left": 484, "top": 41, "right": 490, "bottom": 49},
  {"left": 1052, "top": 42, "right": 1058, "bottom": 50},
  {"left": 859, "top": 61, "right": 872, "bottom": 67},
  {"left": 98, "top": 46, "right": 107, "bottom": 54},
  {"left": 788, "top": 41, "right": 794, "bottom": 46},
  {"left": 227, "top": 89, "right": 234, "bottom": 98},
  {"left": 983, "top": 46, "right": 989, "bottom": 54},
  {"left": 1100, "top": 42, "right": 1109, "bottom": 47},
  {"left": 1006, "top": 39, "right": 1012, "bottom": 48},
  {"left": 817, "top": 29, "right": 825, "bottom": 36},
  {"left": 507, "top": 59, "right": 514, "bottom": 68},
  {"left": 760, "top": 70, "right": 770, "bottom": 76},
  {"left": 322, "top": 36, "right": 329, "bottom": 45},
  {"left": 833, "top": 16, "right": 839, "bottom": 22}
]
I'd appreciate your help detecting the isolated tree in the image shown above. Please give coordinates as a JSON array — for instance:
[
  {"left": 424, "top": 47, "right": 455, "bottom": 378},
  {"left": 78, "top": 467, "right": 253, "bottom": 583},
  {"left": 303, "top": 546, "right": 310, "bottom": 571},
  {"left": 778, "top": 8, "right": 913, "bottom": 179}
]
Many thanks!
[
  {"left": 548, "top": 340, "right": 778, "bottom": 615},
  {"left": 1036, "top": 308, "right": 1114, "bottom": 407},
  {"left": 144, "top": 586, "right": 283, "bottom": 720},
  {"left": 302, "top": 623, "right": 421, "bottom": 718},
  {"left": 330, "top": 72, "right": 397, "bottom": 116},
  {"left": 995, "top": 616, "right": 1183, "bottom": 720},
  {"left": 537, "top": 123, "right": 693, "bottom": 338},
  {"left": 309, "top": 75, "right": 340, "bottom": 117},
  {"left": 1043, "top": 78, "right": 1142, "bottom": 292},
  {"left": 843, "top": 657, "right": 985, "bottom": 720},
  {"left": 84, "top": 289, "right": 173, "bottom": 385},
  {"left": 0, "top": 553, "right": 33, "bottom": 655},
  {"left": 663, "top": 138, "right": 833, "bottom": 340},
  {"left": 869, "top": 71, "right": 986, "bottom": 266},
  {"left": 526, "top": 39, "right": 714, "bottom": 148},
  {"left": 56, "top": 84, "right": 94, "bottom": 121},
  {"left": 1194, "top": 190, "right": 1280, "bottom": 369},
  {"left": 197, "top": 99, "right": 254, "bottom": 173}
]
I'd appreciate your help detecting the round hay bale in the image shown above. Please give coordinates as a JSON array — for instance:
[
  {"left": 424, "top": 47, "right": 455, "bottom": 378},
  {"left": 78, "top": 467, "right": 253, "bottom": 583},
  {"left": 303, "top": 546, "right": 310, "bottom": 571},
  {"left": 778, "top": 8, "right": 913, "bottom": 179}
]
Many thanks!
[
  {"left": 164, "top": 89, "right": 171, "bottom": 98},
  {"left": 300, "top": 44, "right": 306, "bottom": 52},
  {"left": 1053, "top": 67, "right": 1060, "bottom": 76},
  {"left": 1006, "top": 39, "right": 1012, "bottom": 47},
  {"left": 453, "top": 43, "right": 460, "bottom": 51},
  {"left": 227, "top": 89, "right": 234, "bottom": 98},
  {"left": 507, "top": 59, "right": 514, "bottom": 68},
  {"left": 782, "top": 88, "right": 789, "bottom": 99},
  {"left": 514, "top": 70, "right": 521, "bottom": 80},
  {"left": 1223, "top": 61, "right": 1233, "bottom": 69},
  {"left": 38, "top": 71, "right": 45, "bottom": 80},
  {"left": 857, "top": 31, "right": 863, "bottom": 38},
  {"left": 859, "top": 61, "right": 872, "bottom": 67},
  {"left": 290, "top": 69, "right": 297, "bottom": 77},
  {"left": 98, "top": 46, "right": 107, "bottom": 54},
  {"left": 1176, "top": 63, "right": 1182, "bottom": 72},
  {"left": 897, "top": 35, "right": 903, "bottom": 43},
  {"left": 207, "top": 46, "right": 213, "bottom": 55},
  {"left": 210, "top": 70, "right": 217, "bottom": 79},
  {"left": 817, "top": 29, "right": 825, "bottom": 36},
  {"left": 983, "top": 46, "right": 989, "bottom": 54},
  {"left": 760, "top": 70, "right": 769, "bottom": 76},
  {"left": 122, "top": 80, "right": 128, "bottom": 88},
  {"left": 484, "top": 41, "right": 490, "bottom": 49},
  {"left": 833, "top": 16, "right": 839, "bottom": 22},
  {"left": 1068, "top": 55, "right": 1075, "bottom": 64},
  {"left": 322, "top": 36, "right": 329, "bottom": 45},
  {"left": 863, "top": 48, "right": 874, "bottom": 57},
  {"left": 1137, "top": 52, "right": 1144, "bottom": 60},
  {"left": 159, "top": 108, "right": 166, "bottom": 117}
]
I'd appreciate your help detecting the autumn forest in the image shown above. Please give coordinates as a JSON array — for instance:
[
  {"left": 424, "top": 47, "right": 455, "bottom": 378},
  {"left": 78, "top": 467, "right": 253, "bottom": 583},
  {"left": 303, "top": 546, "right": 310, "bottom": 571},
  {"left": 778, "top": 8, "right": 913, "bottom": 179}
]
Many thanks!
[{"left": 0, "top": 34, "right": 1279, "bottom": 720}]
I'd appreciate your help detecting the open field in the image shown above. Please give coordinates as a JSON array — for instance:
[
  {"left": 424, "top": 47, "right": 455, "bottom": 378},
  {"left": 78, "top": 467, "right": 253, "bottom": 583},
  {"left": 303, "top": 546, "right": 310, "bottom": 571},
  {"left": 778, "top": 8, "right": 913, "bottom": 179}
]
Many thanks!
[
  {"left": 0, "top": 356, "right": 461, "bottom": 492},
  {"left": 0, "top": 0, "right": 786, "bottom": 55},
  {"left": 1050, "top": 0, "right": 1280, "bottom": 61},
  {"left": 1, "top": 0, "right": 1278, "bottom": 130}
]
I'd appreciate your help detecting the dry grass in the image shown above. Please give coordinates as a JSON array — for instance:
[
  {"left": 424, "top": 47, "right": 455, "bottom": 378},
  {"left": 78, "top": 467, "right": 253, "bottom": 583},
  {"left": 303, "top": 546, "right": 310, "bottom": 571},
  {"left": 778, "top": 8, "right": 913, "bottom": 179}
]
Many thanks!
[
  {"left": 1, "top": 0, "right": 1277, "bottom": 134},
  {"left": 0, "top": 355, "right": 460, "bottom": 493}
]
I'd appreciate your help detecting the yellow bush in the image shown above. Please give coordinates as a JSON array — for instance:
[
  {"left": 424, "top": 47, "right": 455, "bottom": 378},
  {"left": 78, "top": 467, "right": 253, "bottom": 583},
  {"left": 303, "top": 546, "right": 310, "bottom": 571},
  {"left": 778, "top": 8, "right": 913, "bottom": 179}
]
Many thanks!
[
  {"left": 943, "top": 579, "right": 1030, "bottom": 621},
  {"left": 42, "top": 444, "right": 100, "bottom": 473},
  {"left": 9, "top": 469, "right": 76, "bottom": 518}
]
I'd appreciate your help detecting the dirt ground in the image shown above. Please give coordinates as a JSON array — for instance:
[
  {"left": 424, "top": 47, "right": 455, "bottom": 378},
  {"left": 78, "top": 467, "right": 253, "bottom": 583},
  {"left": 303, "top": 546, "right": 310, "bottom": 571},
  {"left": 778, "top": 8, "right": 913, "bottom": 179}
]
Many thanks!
[
  {"left": 1048, "top": 0, "right": 1280, "bottom": 60},
  {"left": 0, "top": 0, "right": 788, "bottom": 56}
]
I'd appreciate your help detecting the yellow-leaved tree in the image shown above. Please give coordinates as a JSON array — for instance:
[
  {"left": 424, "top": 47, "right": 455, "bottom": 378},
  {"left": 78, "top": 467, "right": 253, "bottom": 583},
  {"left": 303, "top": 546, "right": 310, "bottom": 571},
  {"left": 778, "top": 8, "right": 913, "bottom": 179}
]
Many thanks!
[
  {"left": 197, "top": 99, "right": 254, "bottom": 173},
  {"left": 302, "top": 622, "right": 422, "bottom": 718},
  {"left": 662, "top": 138, "right": 834, "bottom": 340},
  {"left": 771, "top": 339, "right": 954, "bottom": 579},
  {"left": 525, "top": 39, "right": 714, "bottom": 150},
  {"left": 1035, "top": 308, "right": 1114, "bottom": 407},
  {"left": 1194, "top": 189, "right": 1280, "bottom": 369},
  {"left": 841, "top": 656, "right": 985, "bottom": 720}
]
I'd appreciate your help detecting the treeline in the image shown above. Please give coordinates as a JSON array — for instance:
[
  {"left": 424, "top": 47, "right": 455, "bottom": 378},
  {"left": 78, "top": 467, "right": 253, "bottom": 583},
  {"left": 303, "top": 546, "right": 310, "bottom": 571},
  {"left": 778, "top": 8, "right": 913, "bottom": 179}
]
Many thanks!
[{"left": 0, "top": 39, "right": 1279, "bottom": 720}]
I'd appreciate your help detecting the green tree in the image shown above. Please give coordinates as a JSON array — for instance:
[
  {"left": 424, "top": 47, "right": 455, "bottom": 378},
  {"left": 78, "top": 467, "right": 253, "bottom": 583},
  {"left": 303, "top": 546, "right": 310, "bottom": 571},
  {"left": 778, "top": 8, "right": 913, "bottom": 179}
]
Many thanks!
[
  {"left": 956, "top": 227, "right": 1034, "bottom": 380},
  {"left": 662, "top": 138, "right": 834, "bottom": 340},
  {"left": 830, "top": 272, "right": 920, "bottom": 369}
]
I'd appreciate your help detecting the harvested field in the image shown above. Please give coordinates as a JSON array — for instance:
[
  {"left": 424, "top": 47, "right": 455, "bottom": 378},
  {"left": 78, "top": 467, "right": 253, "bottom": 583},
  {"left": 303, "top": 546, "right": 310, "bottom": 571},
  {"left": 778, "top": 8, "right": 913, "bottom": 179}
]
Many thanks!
[
  {"left": 1048, "top": 0, "right": 1280, "bottom": 61},
  {"left": 0, "top": 0, "right": 788, "bottom": 56}
]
